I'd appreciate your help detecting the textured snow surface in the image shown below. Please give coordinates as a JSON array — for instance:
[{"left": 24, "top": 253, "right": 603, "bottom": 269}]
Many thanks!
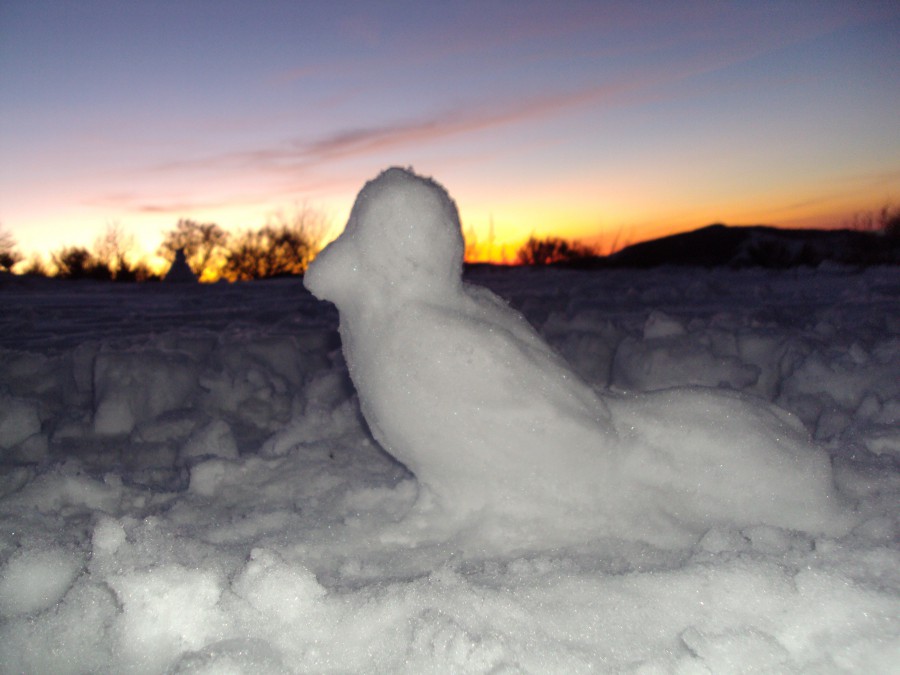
[{"left": 1, "top": 262, "right": 899, "bottom": 672}]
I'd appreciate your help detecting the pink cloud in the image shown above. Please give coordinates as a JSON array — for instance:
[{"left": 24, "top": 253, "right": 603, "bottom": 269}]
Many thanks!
[{"left": 146, "top": 76, "right": 646, "bottom": 182}]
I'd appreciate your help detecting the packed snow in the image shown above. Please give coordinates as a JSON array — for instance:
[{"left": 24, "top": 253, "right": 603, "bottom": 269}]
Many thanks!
[
  {"left": 1, "top": 172, "right": 899, "bottom": 673},
  {"left": 306, "top": 168, "right": 853, "bottom": 549}
]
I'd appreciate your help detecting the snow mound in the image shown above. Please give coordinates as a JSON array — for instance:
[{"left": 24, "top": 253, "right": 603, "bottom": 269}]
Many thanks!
[{"left": 304, "top": 167, "right": 852, "bottom": 546}]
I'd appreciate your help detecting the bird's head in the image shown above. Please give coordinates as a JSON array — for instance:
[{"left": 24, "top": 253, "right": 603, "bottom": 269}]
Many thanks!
[{"left": 305, "top": 167, "right": 465, "bottom": 308}]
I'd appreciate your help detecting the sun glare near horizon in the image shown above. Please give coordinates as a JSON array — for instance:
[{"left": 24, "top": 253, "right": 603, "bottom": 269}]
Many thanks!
[{"left": 1, "top": 2, "right": 898, "bottom": 269}]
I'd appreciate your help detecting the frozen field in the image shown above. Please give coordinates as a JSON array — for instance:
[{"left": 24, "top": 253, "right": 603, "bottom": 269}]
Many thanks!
[{"left": 1, "top": 264, "right": 898, "bottom": 673}]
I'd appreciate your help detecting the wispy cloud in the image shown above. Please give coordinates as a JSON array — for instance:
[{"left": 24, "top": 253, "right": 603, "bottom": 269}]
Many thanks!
[
  {"left": 84, "top": 190, "right": 272, "bottom": 218},
  {"left": 295, "top": 85, "right": 633, "bottom": 162},
  {"left": 150, "top": 6, "right": 867, "bottom": 185},
  {"left": 124, "top": 0, "right": 899, "bottom": 219},
  {"left": 148, "top": 75, "right": 653, "bottom": 182}
]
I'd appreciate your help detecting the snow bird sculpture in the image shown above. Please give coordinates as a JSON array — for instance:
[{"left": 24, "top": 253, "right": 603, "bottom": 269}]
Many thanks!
[{"left": 304, "top": 168, "right": 853, "bottom": 546}]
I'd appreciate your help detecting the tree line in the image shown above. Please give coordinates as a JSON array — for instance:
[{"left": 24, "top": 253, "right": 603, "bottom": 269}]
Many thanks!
[
  {"left": 0, "top": 208, "right": 328, "bottom": 282},
  {"left": 1, "top": 215, "right": 599, "bottom": 279},
  {"left": 3, "top": 203, "right": 897, "bottom": 279},
  {"left": 157, "top": 209, "right": 327, "bottom": 281},
  {"left": 515, "top": 235, "right": 599, "bottom": 266}
]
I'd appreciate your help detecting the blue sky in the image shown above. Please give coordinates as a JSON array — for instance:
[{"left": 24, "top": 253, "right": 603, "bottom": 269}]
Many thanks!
[{"left": 2, "top": 0, "right": 898, "bottom": 264}]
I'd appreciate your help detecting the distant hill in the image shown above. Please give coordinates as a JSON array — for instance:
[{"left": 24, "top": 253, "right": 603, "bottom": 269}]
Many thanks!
[{"left": 577, "top": 224, "right": 900, "bottom": 269}]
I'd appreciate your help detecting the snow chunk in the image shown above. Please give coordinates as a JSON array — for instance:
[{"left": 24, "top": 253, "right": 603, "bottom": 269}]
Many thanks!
[
  {"left": 232, "top": 548, "right": 325, "bottom": 622},
  {"left": 0, "top": 394, "right": 41, "bottom": 449},
  {"left": 92, "top": 516, "right": 127, "bottom": 556},
  {"left": 170, "top": 638, "right": 290, "bottom": 674},
  {"left": 862, "top": 426, "right": 900, "bottom": 457},
  {"left": 680, "top": 625, "right": 790, "bottom": 672},
  {"left": 642, "top": 309, "right": 686, "bottom": 339},
  {"left": 188, "top": 458, "right": 233, "bottom": 497},
  {"left": 0, "top": 579, "right": 117, "bottom": 674},
  {"left": 0, "top": 547, "right": 82, "bottom": 617},
  {"left": 93, "top": 349, "right": 199, "bottom": 435},
  {"left": 108, "top": 565, "right": 224, "bottom": 672},
  {"left": 612, "top": 335, "right": 760, "bottom": 391},
  {"left": 180, "top": 419, "right": 239, "bottom": 463}
]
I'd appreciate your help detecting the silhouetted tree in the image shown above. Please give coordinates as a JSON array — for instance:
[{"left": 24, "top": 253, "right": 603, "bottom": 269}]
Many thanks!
[
  {"left": 0, "top": 225, "right": 23, "bottom": 272},
  {"left": 848, "top": 203, "right": 900, "bottom": 237},
  {"left": 113, "top": 259, "right": 158, "bottom": 282},
  {"left": 222, "top": 207, "right": 327, "bottom": 281},
  {"left": 94, "top": 222, "right": 138, "bottom": 280},
  {"left": 881, "top": 205, "right": 900, "bottom": 239},
  {"left": 516, "top": 236, "right": 596, "bottom": 266},
  {"left": 21, "top": 255, "right": 48, "bottom": 277},
  {"left": 223, "top": 224, "right": 315, "bottom": 280},
  {"left": 464, "top": 224, "right": 479, "bottom": 262},
  {"left": 51, "top": 246, "right": 111, "bottom": 280},
  {"left": 158, "top": 219, "right": 229, "bottom": 280},
  {"left": 463, "top": 217, "right": 504, "bottom": 263}
]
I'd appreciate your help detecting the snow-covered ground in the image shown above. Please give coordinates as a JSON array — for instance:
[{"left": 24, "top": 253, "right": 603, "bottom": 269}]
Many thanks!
[{"left": 1, "top": 264, "right": 898, "bottom": 673}]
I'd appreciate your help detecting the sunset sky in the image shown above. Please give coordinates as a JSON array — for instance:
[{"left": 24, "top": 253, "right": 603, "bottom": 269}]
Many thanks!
[{"left": 2, "top": 1, "right": 899, "bottom": 266}]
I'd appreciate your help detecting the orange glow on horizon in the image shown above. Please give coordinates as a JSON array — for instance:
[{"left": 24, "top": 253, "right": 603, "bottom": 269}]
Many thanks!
[
  {"left": 4, "top": 3, "right": 898, "bottom": 278},
  {"left": 6, "top": 181, "right": 895, "bottom": 275}
]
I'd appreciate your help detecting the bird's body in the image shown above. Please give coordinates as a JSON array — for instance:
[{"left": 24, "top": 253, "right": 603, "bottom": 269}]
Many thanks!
[{"left": 338, "top": 278, "right": 619, "bottom": 520}]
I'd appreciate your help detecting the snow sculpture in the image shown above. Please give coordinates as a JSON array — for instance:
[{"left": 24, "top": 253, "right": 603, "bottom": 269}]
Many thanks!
[
  {"left": 305, "top": 167, "right": 852, "bottom": 545},
  {"left": 164, "top": 248, "right": 198, "bottom": 283}
]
